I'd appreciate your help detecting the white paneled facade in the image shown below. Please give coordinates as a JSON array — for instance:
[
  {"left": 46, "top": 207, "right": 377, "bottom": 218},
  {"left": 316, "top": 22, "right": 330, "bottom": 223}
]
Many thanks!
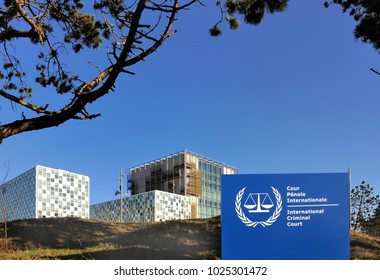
[
  {"left": 90, "top": 190, "right": 192, "bottom": 222},
  {"left": 0, "top": 165, "right": 90, "bottom": 222}
]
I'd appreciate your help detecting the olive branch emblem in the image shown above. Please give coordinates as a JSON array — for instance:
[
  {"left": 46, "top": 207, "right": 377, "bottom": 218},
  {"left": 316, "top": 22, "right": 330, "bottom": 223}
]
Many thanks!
[{"left": 235, "top": 187, "right": 282, "bottom": 227}]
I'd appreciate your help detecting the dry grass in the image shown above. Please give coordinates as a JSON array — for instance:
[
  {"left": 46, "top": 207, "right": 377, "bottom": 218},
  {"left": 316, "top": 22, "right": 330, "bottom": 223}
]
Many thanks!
[
  {"left": 1, "top": 217, "right": 379, "bottom": 260},
  {"left": 350, "top": 230, "right": 380, "bottom": 260},
  {"left": 0, "top": 216, "right": 220, "bottom": 260}
]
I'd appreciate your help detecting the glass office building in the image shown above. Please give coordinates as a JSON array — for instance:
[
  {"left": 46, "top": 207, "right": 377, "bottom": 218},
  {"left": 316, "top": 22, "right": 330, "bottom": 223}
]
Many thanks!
[
  {"left": 90, "top": 190, "right": 192, "bottom": 222},
  {"left": 128, "top": 150, "right": 238, "bottom": 218},
  {"left": 0, "top": 165, "right": 90, "bottom": 222}
]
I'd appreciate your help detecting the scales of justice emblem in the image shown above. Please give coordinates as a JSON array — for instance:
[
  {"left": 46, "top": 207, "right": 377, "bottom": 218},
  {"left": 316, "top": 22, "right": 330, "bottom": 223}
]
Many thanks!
[
  {"left": 244, "top": 193, "right": 274, "bottom": 213},
  {"left": 235, "top": 187, "right": 282, "bottom": 227}
]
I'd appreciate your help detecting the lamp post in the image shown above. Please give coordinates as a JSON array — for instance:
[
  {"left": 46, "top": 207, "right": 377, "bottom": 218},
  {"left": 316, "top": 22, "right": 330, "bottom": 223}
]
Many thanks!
[{"left": 115, "top": 169, "right": 124, "bottom": 223}]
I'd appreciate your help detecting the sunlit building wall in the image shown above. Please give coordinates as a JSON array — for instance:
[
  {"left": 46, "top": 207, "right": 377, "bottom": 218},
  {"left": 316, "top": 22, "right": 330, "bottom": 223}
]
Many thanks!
[
  {"left": 128, "top": 150, "right": 238, "bottom": 219},
  {"left": 0, "top": 165, "right": 90, "bottom": 222},
  {"left": 90, "top": 190, "right": 192, "bottom": 222}
]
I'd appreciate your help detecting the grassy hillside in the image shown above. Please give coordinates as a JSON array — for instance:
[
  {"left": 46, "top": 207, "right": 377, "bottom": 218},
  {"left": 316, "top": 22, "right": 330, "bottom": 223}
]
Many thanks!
[
  {"left": 1, "top": 217, "right": 380, "bottom": 260},
  {"left": 350, "top": 230, "right": 380, "bottom": 259},
  {"left": 0, "top": 217, "right": 220, "bottom": 260}
]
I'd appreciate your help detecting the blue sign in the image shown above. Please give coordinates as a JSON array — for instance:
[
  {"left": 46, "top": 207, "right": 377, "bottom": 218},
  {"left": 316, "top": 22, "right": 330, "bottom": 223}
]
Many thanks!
[{"left": 221, "top": 173, "right": 350, "bottom": 260}]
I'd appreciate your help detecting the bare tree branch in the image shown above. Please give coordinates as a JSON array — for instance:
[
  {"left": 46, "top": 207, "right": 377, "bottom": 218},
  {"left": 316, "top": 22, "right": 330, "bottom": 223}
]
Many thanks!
[
  {"left": 14, "top": 0, "right": 45, "bottom": 44},
  {"left": 0, "top": 0, "right": 199, "bottom": 143},
  {"left": 370, "top": 68, "right": 380, "bottom": 76}
]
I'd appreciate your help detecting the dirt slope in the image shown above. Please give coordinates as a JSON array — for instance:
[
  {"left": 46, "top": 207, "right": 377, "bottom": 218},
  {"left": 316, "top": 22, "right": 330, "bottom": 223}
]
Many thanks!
[
  {"left": 1, "top": 217, "right": 380, "bottom": 259},
  {"left": 0, "top": 217, "right": 220, "bottom": 259}
]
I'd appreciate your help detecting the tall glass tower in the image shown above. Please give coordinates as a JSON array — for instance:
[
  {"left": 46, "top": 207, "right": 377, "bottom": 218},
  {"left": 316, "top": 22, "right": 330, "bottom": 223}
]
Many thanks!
[{"left": 128, "top": 150, "right": 238, "bottom": 219}]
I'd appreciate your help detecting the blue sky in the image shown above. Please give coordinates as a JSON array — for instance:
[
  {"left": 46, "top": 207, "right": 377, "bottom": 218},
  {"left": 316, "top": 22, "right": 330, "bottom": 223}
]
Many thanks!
[{"left": 1, "top": 1, "right": 380, "bottom": 204}]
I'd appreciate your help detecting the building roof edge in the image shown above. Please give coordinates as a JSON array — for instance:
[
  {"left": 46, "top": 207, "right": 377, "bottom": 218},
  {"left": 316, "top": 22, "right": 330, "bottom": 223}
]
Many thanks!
[{"left": 128, "top": 150, "right": 239, "bottom": 172}]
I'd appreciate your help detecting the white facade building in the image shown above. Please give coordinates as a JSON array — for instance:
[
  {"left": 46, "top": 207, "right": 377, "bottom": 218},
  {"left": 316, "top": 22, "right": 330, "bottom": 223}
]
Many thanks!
[
  {"left": 90, "top": 190, "right": 192, "bottom": 222},
  {"left": 0, "top": 165, "right": 90, "bottom": 222}
]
